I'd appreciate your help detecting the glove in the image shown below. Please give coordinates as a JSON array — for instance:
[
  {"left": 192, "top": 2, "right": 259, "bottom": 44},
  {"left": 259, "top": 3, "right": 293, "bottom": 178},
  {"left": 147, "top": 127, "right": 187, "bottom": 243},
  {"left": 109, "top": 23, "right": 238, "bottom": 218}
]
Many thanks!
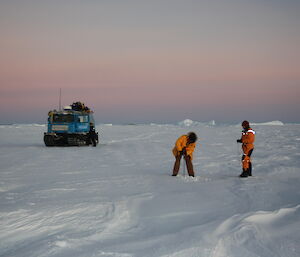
[
  {"left": 237, "top": 139, "right": 242, "bottom": 143},
  {"left": 179, "top": 148, "right": 187, "bottom": 156}
]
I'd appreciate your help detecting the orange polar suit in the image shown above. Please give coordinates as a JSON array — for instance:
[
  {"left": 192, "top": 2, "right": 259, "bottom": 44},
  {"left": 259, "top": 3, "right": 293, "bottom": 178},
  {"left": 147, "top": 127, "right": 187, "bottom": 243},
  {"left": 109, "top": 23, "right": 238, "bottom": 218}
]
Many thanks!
[
  {"left": 172, "top": 135, "right": 196, "bottom": 159},
  {"left": 241, "top": 128, "right": 255, "bottom": 170}
]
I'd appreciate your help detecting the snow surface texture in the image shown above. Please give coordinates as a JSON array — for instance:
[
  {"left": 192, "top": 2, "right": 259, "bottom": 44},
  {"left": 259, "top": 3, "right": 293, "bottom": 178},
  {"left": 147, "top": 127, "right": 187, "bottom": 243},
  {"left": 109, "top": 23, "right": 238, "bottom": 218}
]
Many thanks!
[{"left": 0, "top": 122, "right": 300, "bottom": 257}]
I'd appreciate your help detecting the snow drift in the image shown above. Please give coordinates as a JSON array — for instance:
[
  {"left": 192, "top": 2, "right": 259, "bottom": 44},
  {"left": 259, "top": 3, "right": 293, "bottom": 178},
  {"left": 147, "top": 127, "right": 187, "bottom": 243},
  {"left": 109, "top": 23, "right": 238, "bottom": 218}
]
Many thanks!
[{"left": 0, "top": 123, "right": 300, "bottom": 257}]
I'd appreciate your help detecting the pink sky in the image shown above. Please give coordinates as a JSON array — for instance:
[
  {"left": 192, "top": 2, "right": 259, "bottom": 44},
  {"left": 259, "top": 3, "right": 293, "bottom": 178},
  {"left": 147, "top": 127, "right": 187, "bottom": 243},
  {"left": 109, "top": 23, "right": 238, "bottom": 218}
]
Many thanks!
[{"left": 0, "top": 0, "right": 299, "bottom": 123}]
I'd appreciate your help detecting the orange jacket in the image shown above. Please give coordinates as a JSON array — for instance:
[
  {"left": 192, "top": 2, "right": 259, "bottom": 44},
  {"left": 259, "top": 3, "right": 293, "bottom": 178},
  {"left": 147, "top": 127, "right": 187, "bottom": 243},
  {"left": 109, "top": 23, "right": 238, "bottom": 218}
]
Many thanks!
[
  {"left": 172, "top": 135, "right": 196, "bottom": 159},
  {"left": 241, "top": 128, "right": 255, "bottom": 155}
]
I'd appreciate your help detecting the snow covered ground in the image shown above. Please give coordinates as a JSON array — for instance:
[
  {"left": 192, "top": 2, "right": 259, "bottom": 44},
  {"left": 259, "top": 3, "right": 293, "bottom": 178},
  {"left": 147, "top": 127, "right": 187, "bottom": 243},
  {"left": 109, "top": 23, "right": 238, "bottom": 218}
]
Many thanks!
[{"left": 0, "top": 122, "right": 300, "bottom": 257}]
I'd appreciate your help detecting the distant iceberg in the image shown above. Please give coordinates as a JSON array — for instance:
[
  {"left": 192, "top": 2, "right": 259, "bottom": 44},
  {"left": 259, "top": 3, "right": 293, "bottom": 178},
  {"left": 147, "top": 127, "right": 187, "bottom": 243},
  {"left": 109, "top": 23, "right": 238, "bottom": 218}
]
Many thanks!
[
  {"left": 178, "top": 119, "right": 216, "bottom": 127},
  {"left": 207, "top": 120, "right": 216, "bottom": 126},
  {"left": 178, "top": 119, "right": 194, "bottom": 126},
  {"left": 252, "top": 121, "right": 284, "bottom": 126}
]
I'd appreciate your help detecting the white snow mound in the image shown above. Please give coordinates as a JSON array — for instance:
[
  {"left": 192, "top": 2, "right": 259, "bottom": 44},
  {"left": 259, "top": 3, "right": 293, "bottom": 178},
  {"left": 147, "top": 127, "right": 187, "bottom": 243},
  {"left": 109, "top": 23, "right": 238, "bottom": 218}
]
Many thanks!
[
  {"left": 178, "top": 119, "right": 216, "bottom": 127},
  {"left": 252, "top": 120, "right": 284, "bottom": 126}
]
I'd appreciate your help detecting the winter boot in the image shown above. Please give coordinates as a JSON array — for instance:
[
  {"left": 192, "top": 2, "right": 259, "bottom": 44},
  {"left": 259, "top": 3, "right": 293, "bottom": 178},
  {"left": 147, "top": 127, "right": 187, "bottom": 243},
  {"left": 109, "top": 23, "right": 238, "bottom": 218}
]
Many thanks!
[
  {"left": 240, "top": 169, "right": 249, "bottom": 178},
  {"left": 248, "top": 162, "right": 252, "bottom": 176}
]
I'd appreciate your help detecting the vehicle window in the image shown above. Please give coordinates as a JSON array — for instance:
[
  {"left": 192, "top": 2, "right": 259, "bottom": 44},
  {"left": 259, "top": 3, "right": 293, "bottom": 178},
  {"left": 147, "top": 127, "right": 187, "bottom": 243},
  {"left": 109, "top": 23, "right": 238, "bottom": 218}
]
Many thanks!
[
  {"left": 53, "top": 114, "right": 74, "bottom": 123},
  {"left": 78, "top": 116, "right": 89, "bottom": 123}
]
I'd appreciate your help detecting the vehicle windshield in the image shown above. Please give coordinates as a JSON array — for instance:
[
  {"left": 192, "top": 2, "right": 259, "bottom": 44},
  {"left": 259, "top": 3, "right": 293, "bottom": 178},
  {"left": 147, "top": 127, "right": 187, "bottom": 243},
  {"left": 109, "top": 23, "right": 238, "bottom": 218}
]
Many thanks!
[
  {"left": 52, "top": 114, "right": 74, "bottom": 123},
  {"left": 78, "top": 116, "right": 89, "bottom": 123}
]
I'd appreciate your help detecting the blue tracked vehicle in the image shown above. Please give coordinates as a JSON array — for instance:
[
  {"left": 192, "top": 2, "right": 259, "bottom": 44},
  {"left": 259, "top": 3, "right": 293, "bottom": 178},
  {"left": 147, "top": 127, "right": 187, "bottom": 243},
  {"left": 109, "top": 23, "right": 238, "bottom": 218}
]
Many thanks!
[{"left": 44, "top": 102, "right": 99, "bottom": 146}]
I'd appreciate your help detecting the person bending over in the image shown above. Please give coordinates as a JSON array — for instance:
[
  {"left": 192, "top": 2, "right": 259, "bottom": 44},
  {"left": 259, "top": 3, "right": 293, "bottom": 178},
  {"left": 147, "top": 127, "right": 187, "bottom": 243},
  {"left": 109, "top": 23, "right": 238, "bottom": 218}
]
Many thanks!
[{"left": 172, "top": 132, "right": 198, "bottom": 177}]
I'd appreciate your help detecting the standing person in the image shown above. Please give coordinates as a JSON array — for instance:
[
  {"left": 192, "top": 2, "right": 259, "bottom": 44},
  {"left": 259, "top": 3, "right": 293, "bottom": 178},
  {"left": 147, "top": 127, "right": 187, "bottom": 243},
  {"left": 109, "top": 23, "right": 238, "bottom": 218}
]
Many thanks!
[
  {"left": 88, "top": 124, "right": 98, "bottom": 147},
  {"left": 237, "top": 120, "right": 255, "bottom": 177},
  {"left": 172, "top": 132, "right": 198, "bottom": 177}
]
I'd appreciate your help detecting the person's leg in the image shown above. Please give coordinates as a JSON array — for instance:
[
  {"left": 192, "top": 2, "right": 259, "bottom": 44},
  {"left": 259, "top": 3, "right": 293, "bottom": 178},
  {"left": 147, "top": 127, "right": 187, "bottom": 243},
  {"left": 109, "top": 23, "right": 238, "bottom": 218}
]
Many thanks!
[
  {"left": 240, "top": 155, "right": 250, "bottom": 177},
  {"left": 172, "top": 154, "right": 182, "bottom": 176},
  {"left": 248, "top": 162, "right": 252, "bottom": 176},
  {"left": 248, "top": 149, "right": 253, "bottom": 176},
  {"left": 185, "top": 155, "right": 195, "bottom": 177}
]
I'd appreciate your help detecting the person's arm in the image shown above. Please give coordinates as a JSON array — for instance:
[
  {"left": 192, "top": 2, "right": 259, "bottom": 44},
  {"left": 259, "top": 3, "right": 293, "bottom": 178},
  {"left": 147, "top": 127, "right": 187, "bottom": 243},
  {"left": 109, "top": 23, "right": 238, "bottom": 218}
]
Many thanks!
[
  {"left": 175, "top": 136, "right": 186, "bottom": 152},
  {"left": 186, "top": 143, "right": 196, "bottom": 156}
]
